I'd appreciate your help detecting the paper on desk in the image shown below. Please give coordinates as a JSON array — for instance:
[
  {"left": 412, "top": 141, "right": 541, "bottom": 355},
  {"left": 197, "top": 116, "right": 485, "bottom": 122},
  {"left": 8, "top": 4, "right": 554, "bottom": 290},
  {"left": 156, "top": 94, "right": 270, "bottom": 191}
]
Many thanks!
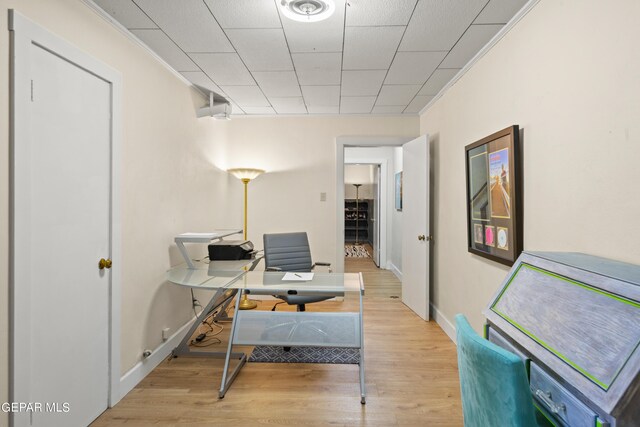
[{"left": 282, "top": 272, "right": 314, "bottom": 281}]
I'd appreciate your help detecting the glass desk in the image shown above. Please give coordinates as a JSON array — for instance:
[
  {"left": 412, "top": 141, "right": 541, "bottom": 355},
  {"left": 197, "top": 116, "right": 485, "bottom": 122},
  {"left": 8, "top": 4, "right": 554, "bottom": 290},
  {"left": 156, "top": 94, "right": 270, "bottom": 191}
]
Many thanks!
[{"left": 166, "top": 265, "right": 366, "bottom": 403}]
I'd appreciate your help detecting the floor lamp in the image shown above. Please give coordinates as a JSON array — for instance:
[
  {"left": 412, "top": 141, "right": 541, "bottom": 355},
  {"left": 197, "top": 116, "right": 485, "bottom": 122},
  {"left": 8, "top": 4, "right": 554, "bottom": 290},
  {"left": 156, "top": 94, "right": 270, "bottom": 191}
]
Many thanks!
[
  {"left": 228, "top": 168, "right": 265, "bottom": 310},
  {"left": 353, "top": 184, "right": 362, "bottom": 245}
]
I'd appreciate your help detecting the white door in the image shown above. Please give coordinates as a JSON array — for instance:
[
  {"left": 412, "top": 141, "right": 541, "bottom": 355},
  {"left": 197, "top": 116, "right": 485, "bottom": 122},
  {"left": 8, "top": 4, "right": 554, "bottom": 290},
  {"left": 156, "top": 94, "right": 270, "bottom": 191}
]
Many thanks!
[
  {"left": 13, "top": 39, "right": 112, "bottom": 426},
  {"left": 371, "top": 165, "right": 381, "bottom": 266},
  {"left": 401, "top": 135, "right": 430, "bottom": 320}
]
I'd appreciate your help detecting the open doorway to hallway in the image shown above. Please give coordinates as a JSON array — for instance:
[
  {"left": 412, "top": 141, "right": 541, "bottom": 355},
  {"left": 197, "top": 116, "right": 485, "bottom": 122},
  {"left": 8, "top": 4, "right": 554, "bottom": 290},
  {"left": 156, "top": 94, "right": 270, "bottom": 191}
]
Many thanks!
[{"left": 344, "top": 164, "right": 379, "bottom": 264}]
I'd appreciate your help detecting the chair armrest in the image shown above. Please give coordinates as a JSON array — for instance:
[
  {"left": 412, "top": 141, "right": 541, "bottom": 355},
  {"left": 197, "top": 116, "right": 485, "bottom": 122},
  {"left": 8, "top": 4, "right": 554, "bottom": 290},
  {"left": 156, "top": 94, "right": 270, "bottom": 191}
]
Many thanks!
[
  {"left": 314, "top": 262, "right": 331, "bottom": 267},
  {"left": 312, "top": 262, "right": 332, "bottom": 273},
  {"left": 266, "top": 267, "right": 282, "bottom": 271}
]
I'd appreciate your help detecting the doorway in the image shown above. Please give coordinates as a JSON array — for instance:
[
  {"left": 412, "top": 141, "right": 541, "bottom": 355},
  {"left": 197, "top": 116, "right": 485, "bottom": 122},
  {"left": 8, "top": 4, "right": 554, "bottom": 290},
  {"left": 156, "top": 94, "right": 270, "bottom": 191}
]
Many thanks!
[
  {"left": 336, "top": 136, "right": 430, "bottom": 320},
  {"left": 344, "top": 164, "right": 380, "bottom": 265},
  {"left": 10, "top": 11, "right": 122, "bottom": 427}
]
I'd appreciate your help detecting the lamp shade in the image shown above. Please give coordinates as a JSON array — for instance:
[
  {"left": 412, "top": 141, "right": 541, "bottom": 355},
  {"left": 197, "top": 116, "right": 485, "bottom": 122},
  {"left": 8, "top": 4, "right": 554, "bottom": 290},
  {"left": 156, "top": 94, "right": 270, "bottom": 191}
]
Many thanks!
[{"left": 227, "top": 168, "right": 265, "bottom": 181}]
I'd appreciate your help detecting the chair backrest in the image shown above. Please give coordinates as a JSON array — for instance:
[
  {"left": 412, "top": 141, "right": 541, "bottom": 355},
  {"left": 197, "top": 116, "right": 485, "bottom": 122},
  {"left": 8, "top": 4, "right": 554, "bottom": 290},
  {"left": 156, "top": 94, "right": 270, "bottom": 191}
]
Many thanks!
[
  {"left": 455, "top": 314, "right": 538, "bottom": 427},
  {"left": 263, "top": 232, "right": 313, "bottom": 272}
]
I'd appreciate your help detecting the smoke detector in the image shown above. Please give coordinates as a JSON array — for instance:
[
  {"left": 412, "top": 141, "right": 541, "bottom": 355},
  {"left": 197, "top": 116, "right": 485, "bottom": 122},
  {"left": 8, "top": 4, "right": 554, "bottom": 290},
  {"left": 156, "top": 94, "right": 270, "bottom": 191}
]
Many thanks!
[{"left": 280, "top": 0, "right": 336, "bottom": 22}]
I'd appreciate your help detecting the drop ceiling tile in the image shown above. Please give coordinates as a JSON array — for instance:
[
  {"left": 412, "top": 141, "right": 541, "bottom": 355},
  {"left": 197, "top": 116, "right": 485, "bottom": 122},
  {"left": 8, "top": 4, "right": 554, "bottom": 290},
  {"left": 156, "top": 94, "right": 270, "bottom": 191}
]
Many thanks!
[
  {"left": 301, "top": 86, "right": 340, "bottom": 107},
  {"left": 399, "top": 0, "right": 487, "bottom": 51},
  {"left": 375, "top": 85, "right": 421, "bottom": 105},
  {"left": 341, "top": 70, "right": 387, "bottom": 96},
  {"left": 269, "top": 97, "right": 307, "bottom": 114},
  {"left": 418, "top": 68, "right": 460, "bottom": 96},
  {"left": 279, "top": 0, "right": 346, "bottom": 52},
  {"left": 307, "top": 106, "right": 340, "bottom": 114},
  {"left": 225, "top": 29, "right": 293, "bottom": 71},
  {"left": 292, "top": 53, "right": 342, "bottom": 85},
  {"left": 385, "top": 52, "right": 447, "bottom": 85},
  {"left": 340, "top": 97, "right": 376, "bottom": 114},
  {"left": 404, "top": 95, "right": 434, "bottom": 113},
  {"left": 131, "top": 29, "right": 199, "bottom": 71},
  {"left": 181, "top": 71, "right": 226, "bottom": 96},
  {"left": 343, "top": 26, "right": 404, "bottom": 70},
  {"left": 134, "top": 0, "right": 234, "bottom": 52},
  {"left": 372, "top": 105, "right": 405, "bottom": 114},
  {"left": 204, "top": 0, "right": 281, "bottom": 28},
  {"left": 474, "top": 0, "right": 529, "bottom": 24},
  {"left": 242, "top": 106, "right": 276, "bottom": 114},
  {"left": 346, "top": 0, "right": 417, "bottom": 26},
  {"left": 228, "top": 101, "right": 245, "bottom": 115},
  {"left": 252, "top": 72, "right": 301, "bottom": 97},
  {"left": 440, "top": 25, "right": 503, "bottom": 68},
  {"left": 189, "top": 53, "right": 254, "bottom": 85},
  {"left": 94, "top": 0, "right": 157, "bottom": 29},
  {"left": 219, "top": 85, "right": 269, "bottom": 107}
]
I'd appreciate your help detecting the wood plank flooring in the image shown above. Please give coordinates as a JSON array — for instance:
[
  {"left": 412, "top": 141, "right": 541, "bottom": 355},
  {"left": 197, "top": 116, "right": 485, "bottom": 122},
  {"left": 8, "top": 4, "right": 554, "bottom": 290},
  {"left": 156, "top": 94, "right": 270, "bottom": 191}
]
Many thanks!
[{"left": 92, "top": 256, "right": 462, "bottom": 426}]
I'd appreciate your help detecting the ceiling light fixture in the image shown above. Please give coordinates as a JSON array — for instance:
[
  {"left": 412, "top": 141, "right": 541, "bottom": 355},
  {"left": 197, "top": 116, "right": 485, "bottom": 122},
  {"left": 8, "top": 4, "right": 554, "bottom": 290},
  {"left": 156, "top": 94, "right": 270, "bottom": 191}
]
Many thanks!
[{"left": 280, "top": 0, "right": 335, "bottom": 22}]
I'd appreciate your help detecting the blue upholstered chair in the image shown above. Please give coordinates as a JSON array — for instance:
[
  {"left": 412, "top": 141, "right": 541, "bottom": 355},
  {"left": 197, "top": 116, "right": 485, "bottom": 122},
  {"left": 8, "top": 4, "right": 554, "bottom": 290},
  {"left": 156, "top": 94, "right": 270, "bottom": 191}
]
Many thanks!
[{"left": 455, "top": 314, "right": 544, "bottom": 427}]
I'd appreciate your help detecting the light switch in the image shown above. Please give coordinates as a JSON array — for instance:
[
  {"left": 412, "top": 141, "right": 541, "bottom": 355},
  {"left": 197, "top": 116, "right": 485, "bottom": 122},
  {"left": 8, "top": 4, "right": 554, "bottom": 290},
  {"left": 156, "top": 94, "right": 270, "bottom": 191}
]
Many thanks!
[{"left": 320, "top": 192, "right": 327, "bottom": 202}]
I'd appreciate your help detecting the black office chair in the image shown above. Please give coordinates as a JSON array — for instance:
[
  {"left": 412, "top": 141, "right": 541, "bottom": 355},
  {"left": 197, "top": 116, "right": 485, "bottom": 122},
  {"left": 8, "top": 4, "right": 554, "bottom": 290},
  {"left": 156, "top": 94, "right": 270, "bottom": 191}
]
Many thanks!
[{"left": 263, "top": 232, "right": 332, "bottom": 312}]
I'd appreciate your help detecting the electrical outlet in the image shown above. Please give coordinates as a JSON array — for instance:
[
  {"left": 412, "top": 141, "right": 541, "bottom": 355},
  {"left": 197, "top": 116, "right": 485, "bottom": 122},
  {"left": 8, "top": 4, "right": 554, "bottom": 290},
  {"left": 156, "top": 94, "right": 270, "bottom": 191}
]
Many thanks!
[{"left": 162, "top": 327, "right": 170, "bottom": 341}]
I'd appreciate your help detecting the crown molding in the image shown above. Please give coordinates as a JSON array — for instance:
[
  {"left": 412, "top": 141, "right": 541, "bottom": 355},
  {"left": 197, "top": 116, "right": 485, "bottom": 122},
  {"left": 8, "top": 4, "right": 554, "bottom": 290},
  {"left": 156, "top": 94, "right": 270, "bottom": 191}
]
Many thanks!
[
  {"left": 81, "top": 0, "right": 206, "bottom": 98},
  {"left": 418, "top": 0, "right": 541, "bottom": 116}
]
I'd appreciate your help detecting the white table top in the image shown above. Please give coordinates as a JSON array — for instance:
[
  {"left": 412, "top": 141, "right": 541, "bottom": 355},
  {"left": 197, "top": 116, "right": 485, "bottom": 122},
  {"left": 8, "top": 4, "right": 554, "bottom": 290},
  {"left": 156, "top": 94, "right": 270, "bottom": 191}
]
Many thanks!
[{"left": 166, "top": 261, "right": 362, "bottom": 294}]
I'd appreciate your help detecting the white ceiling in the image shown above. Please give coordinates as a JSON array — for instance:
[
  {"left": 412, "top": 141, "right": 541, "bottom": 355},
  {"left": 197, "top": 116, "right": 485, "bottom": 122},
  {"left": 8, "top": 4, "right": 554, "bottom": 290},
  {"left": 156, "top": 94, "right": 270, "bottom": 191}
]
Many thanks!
[{"left": 94, "top": 0, "right": 528, "bottom": 116}]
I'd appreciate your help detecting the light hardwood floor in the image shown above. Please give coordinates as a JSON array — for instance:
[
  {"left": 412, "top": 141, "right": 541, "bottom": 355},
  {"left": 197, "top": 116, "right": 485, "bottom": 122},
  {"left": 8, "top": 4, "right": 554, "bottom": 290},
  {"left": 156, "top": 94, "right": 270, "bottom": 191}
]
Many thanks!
[{"left": 92, "top": 255, "right": 462, "bottom": 426}]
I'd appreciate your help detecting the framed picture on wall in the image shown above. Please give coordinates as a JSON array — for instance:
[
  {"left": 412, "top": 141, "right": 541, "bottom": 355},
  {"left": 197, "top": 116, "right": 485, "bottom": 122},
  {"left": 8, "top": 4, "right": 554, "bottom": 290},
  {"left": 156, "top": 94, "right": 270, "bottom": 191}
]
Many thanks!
[
  {"left": 465, "top": 125, "right": 522, "bottom": 266},
  {"left": 395, "top": 171, "right": 403, "bottom": 211}
]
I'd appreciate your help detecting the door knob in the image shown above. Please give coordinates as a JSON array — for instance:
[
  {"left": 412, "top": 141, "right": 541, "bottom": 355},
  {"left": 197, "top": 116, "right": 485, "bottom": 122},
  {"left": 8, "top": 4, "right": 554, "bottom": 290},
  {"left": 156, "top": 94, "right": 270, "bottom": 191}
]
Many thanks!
[
  {"left": 418, "top": 235, "right": 426, "bottom": 241},
  {"left": 99, "top": 258, "right": 112, "bottom": 270}
]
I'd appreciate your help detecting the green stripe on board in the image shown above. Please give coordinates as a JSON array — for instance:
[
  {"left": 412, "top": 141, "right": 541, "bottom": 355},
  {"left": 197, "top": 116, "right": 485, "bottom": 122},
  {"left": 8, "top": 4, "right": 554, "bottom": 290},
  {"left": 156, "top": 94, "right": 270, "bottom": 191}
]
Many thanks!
[{"left": 492, "top": 308, "right": 609, "bottom": 389}]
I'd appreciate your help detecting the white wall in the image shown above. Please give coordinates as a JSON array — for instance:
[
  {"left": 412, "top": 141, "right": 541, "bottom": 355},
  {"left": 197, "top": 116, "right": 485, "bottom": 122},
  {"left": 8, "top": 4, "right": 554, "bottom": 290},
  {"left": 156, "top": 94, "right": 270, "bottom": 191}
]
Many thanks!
[
  {"left": 0, "top": 0, "right": 238, "bottom": 412},
  {"left": 420, "top": 0, "right": 640, "bottom": 334},
  {"left": 218, "top": 117, "right": 419, "bottom": 271},
  {"left": 345, "top": 164, "right": 375, "bottom": 199},
  {"left": 391, "top": 147, "right": 403, "bottom": 277}
]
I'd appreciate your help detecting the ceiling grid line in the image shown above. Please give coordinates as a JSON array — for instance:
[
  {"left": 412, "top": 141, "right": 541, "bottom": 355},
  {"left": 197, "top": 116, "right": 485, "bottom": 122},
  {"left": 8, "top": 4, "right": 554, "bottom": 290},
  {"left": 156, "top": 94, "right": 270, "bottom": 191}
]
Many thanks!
[
  {"left": 370, "top": 0, "right": 420, "bottom": 114},
  {"left": 94, "top": 0, "right": 530, "bottom": 116},
  {"left": 201, "top": 0, "right": 275, "bottom": 113},
  {"left": 402, "top": 0, "right": 492, "bottom": 113}
]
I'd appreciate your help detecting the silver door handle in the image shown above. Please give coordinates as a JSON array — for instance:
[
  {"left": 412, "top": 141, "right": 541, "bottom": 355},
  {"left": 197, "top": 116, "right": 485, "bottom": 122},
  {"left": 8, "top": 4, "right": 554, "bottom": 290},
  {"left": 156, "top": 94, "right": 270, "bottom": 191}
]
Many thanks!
[
  {"left": 535, "top": 390, "right": 566, "bottom": 414},
  {"left": 418, "top": 235, "right": 426, "bottom": 241}
]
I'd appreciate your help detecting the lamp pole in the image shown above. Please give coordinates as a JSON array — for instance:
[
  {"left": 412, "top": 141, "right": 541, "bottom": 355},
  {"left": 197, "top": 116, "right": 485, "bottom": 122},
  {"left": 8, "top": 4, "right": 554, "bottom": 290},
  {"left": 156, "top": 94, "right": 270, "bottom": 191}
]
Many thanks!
[
  {"left": 353, "top": 184, "right": 362, "bottom": 245},
  {"left": 242, "top": 178, "right": 249, "bottom": 240},
  {"left": 227, "top": 168, "right": 265, "bottom": 311}
]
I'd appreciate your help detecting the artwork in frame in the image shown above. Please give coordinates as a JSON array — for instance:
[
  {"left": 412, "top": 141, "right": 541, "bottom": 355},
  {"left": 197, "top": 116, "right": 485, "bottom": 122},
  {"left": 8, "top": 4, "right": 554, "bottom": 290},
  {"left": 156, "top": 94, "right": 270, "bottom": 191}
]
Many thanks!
[
  {"left": 465, "top": 125, "right": 522, "bottom": 266},
  {"left": 395, "top": 171, "right": 403, "bottom": 211}
]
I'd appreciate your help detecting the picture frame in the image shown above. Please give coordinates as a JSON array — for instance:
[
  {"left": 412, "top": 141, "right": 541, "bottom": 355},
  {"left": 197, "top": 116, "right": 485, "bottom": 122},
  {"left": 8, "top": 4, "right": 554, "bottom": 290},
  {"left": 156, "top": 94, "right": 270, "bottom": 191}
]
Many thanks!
[
  {"left": 395, "top": 171, "right": 403, "bottom": 211},
  {"left": 465, "top": 125, "right": 522, "bottom": 266}
]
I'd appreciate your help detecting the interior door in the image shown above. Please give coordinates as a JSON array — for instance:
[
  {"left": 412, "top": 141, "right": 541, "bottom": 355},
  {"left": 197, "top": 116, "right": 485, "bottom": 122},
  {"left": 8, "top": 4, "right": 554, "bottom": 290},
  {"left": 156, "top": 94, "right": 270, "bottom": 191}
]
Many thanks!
[
  {"left": 401, "top": 135, "right": 430, "bottom": 320},
  {"left": 371, "top": 165, "right": 380, "bottom": 266},
  {"left": 14, "top": 42, "right": 112, "bottom": 426}
]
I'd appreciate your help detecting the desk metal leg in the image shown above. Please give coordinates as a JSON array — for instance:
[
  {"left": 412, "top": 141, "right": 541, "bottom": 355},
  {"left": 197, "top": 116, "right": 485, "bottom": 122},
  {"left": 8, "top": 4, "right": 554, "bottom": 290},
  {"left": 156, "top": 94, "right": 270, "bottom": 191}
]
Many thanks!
[
  {"left": 219, "top": 290, "right": 246, "bottom": 398},
  {"left": 359, "top": 287, "right": 366, "bottom": 404}
]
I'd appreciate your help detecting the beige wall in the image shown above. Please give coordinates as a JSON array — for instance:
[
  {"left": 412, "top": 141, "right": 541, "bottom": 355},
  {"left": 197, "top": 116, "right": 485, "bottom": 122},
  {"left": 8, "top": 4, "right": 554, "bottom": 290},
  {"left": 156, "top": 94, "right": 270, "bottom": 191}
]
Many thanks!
[
  {"left": 0, "top": 0, "right": 240, "bottom": 413},
  {"left": 216, "top": 116, "right": 418, "bottom": 267},
  {"left": 421, "top": 0, "right": 640, "bottom": 334}
]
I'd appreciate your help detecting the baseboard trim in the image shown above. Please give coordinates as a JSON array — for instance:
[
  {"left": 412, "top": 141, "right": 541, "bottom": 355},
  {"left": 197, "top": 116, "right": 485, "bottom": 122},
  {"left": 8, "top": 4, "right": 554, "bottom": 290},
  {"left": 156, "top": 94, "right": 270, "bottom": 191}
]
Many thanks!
[
  {"left": 118, "top": 317, "right": 193, "bottom": 401},
  {"left": 388, "top": 262, "right": 402, "bottom": 281},
  {"left": 430, "top": 303, "right": 456, "bottom": 345}
]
